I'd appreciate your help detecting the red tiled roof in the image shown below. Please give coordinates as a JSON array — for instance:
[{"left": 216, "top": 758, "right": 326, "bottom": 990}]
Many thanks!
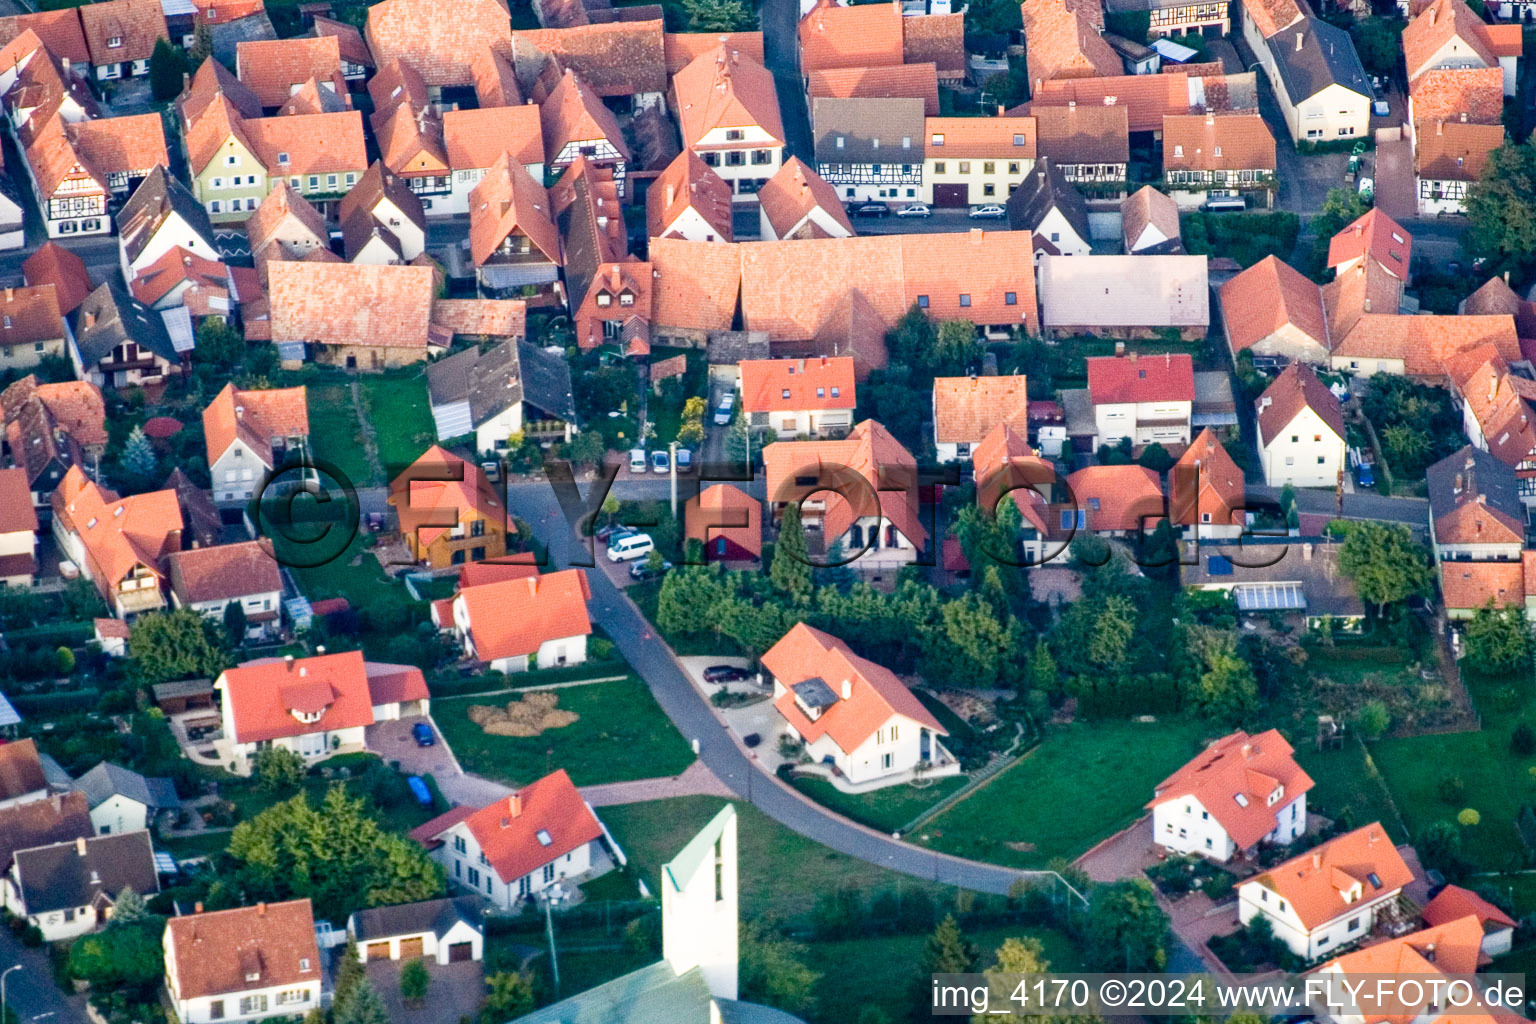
[
  {"left": 932, "top": 375, "right": 1029, "bottom": 444},
  {"left": 902, "top": 11, "right": 966, "bottom": 77},
  {"left": 740, "top": 356, "right": 855, "bottom": 413},
  {"left": 1034, "top": 73, "right": 1191, "bottom": 133},
  {"left": 1087, "top": 351, "right": 1194, "bottom": 404},
  {"left": 364, "top": 0, "right": 512, "bottom": 88},
  {"left": 443, "top": 104, "right": 543, "bottom": 172},
  {"left": 1020, "top": 0, "right": 1120, "bottom": 86},
  {"left": 0, "top": 739, "right": 46, "bottom": 802},
  {"left": 0, "top": 11, "right": 88, "bottom": 64},
  {"left": 22, "top": 241, "right": 92, "bottom": 315},
  {"left": 1163, "top": 112, "right": 1275, "bottom": 172},
  {"left": 1220, "top": 255, "right": 1328, "bottom": 355},
  {"left": 511, "top": 20, "right": 666, "bottom": 97},
  {"left": 1321, "top": 916, "right": 1485, "bottom": 1008},
  {"left": 219, "top": 651, "right": 377, "bottom": 743},
  {"left": 764, "top": 622, "right": 944, "bottom": 754},
  {"left": 167, "top": 538, "right": 281, "bottom": 606},
  {"left": 1253, "top": 823, "right": 1414, "bottom": 930},
  {"left": 0, "top": 284, "right": 64, "bottom": 347},
  {"left": 1256, "top": 362, "right": 1345, "bottom": 445},
  {"left": 454, "top": 569, "right": 592, "bottom": 662},
  {"left": 236, "top": 35, "right": 343, "bottom": 108},
  {"left": 972, "top": 422, "right": 1052, "bottom": 535},
  {"left": 267, "top": 261, "right": 434, "bottom": 352},
  {"left": 1440, "top": 559, "right": 1527, "bottom": 611},
  {"left": 468, "top": 152, "right": 561, "bottom": 267},
  {"left": 1409, "top": 66, "right": 1503, "bottom": 125},
  {"left": 1064, "top": 464, "right": 1164, "bottom": 533},
  {"left": 807, "top": 64, "right": 940, "bottom": 117},
  {"left": 1414, "top": 118, "right": 1502, "bottom": 182},
  {"left": 201, "top": 382, "right": 308, "bottom": 467},
  {"left": 0, "top": 466, "right": 36, "bottom": 534},
  {"left": 456, "top": 770, "right": 604, "bottom": 882},
  {"left": 1327, "top": 208, "right": 1413, "bottom": 279},
  {"left": 1171, "top": 426, "right": 1245, "bottom": 528},
  {"left": 663, "top": 30, "right": 762, "bottom": 75},
  {"left": 685, "top": 483, "right": 762, "bottom": 559},
  {"left": 647, "top": 149, "right": 733, "bottom": 242},
  {"left": 389, "top": 444, "right": 513, "bottom": 547},
  {"left": 755, "top": 156, "right": 853, "bottom": 239},
  {"left": 923, "top": 115, "right": 1037, "bottom": 158},
  {"left": 313, "top": 16, "right": 372, "bottom": 69},
  {"left": 457, "top": 555, "right": 539, "bottom": 588},
  {"left": 165, "top": 900, "right": 321, "bottom": 1001},
  {"left": 79, "top": 0, "right": 167, "bottom": 67},
  {"left": 540, "top": 68, "right": 630, "bottom": 165},
  {"left": 52, "top": 467, "right": 180, "bottom": 602},
  {"left": 1148, "top": 729, "right": 1313, "bottom": 849},
  {"left": 672, "top": 44, "right": 782, "bottom": 149},
  {"left": 1243, "top": 0, "right": 1306, "bottom": 39},
  {"left": 798, "top": 0, "right": 903, "bottom": 74},
  {"left": 1403, "top": 0, "right": 1504, "bottom": 79},
  {"left": 1422, "top": 884, "right": 1517, "bottom": 930},
  {"left": 762, "top": 418, "right": 926, "bottom": 547}
]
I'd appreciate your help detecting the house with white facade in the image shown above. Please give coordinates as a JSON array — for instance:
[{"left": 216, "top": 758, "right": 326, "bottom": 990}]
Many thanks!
[
  {"left": 166, "top": 540, "right": 285, "bottom": 642},
  {"left": 74, "top": 761, "right": 179, "bottom": 836},
  {"left": 408, "top": 770, "right": 610, "bottom": 909},
  {"left": 424, "top": 340, "right": 577, "bottom": 452},
  {"left": 1420, "top": 884, "right": 1517, "bottom": 958},
  {"left": 1426, "top": 446, "right": 1525, "bottom": 565},
  {"left": 932, "top": 374, "right": 1029, "bottom": 463},
  {"left": 346, "top": 897, "right": 483, "bottom": 964},
  {"left": 440, "top": 106, "right": 545, "bottom": 219},
  {"left": 443, "top": 569, "right": 592, "bottom": 674},
  {"left": 763, "top": 622, "right": 956, "bottom": 788},
  {"left": 647, "top": 150, "right": 734, "bottom": 243},
  {"left": 51, "top": 466, "right": 180, "bottom": 620},
  {"left": 215, "top": 650, "right": 430, "bottom": 774},
  {"left": 739, "top": 356, "right": 856, "bottom": 439},
  {"left": 1085, "top": 351, "right": 1195, "bottom": 450},
  {"left": 164, "top": 899, "right": 323, "bottom": 1024},
  {"left": 811, "top": 96, "right": 925, "bottom": 204},
  {"left": 542, "top": 69, "right": 630, "bottom": 196},
  {"left": 1238, "top": 823, "right": 1414, "bottom": 960},
  {"left": 672, "top": 44, "right": 782, "bottom": 202},
  {"left": 756, "top": 157, "right": 854, "bottom": 241},
  {"left": 1311, "top": 913, "right": 1488, "bottom": 1024},
  {"left": 202, "top": 383, "right": 309, "bottom": 506},
  {"left": 1264, "top": 18, "right": 1372, "bottom": 144},
  {"left": 1006, "top": 157, "right": 1092, "bottom": 257},
  {"left": 117, "top": 166, "right": 221, "bottom": 287},
  {"left": 1148, "top": 729, "right": 1313, "bottom": 863},
  {"left": 4, "top": 831, "right": 159, "bottom": 941},
  {"left": 0, "top": 467, "right": 38, "bottom": 586},
  {"left": 1255, "top": 363, "right": 1346, "bottom": 488}
]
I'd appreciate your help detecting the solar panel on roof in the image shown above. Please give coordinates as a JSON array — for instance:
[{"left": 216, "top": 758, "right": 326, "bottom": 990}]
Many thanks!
[{"left": 1208, "top": 555, "right": 1233, "bottom": 576}]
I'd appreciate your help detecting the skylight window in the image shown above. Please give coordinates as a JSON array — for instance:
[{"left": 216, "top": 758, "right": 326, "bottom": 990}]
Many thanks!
[
  {"left": 1234, "top": 793, "right": 1249, "bottom": 807},
  {"left": 536, "top": 829, "right": 553, "bottom": 846}
]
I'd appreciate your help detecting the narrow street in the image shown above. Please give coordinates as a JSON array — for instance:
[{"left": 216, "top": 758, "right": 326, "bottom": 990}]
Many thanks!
[
  {"left": 0, "top": 924, "right": 89, "bottom": 1024},
  {"left": 762, "top": 0, "right": 813, "bottom": 164}
]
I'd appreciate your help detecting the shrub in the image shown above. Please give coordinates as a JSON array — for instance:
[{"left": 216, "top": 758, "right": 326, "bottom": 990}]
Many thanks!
[
  {"left": 1514, "top": 722, "right": 1536, "bottom": 756},
  {"left": 1356, "top": 700, "right": 1390, "bottom": 740},
  {"left": 1458, "top": 808, "right": 1481, "bottom": 827},
  {"left": 1438, "top": 773, "right": 1465, "bottom": 804}
]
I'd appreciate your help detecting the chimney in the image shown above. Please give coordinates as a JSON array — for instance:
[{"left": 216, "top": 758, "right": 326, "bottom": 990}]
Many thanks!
[
  {"left": 235, "top": 405, "right": 244, "bottom": 419},
  {"left": 509, "top": 793, "right": 521, "bottom": 817},
  {"left": 1313, "top": 852, "right": 1321, "bottom": 869},
  {"left": 841, "top": 679, "right": 852, "bottom": 700},
  {"left": 1128, "top": 350, "right": 1138, "bottom": 363},
  {"left": 969, "top": 226, "right": 983, "bottom": 243},
  {"left": 1454, "top": 471, "right": 1464, "bottom": 494},
  {"left": 257, "top": 902, "right": 266, "bottom": 917},
  {"left": 1114, "top": 340, "right": 1125, "bottom": 356},
  {"left": 1303, "top": 542, "right": 1313, "bottom": 561},
  {"left": 194, "top": 902, "right": 204, "bottom": 914},
  {"left": 1437, "top": 120, "right": 1444, "bottom": 136},
  {"left": 76, "top": 836, "right": 87, "bottom": 856},
  {"left": 316, "top": 645, "right": 326, "bottom": 655},
  {"left": 83, "top": 310, "right": 95, "bottom": 329},
  {"left": 285, "top": 654, "right": 295, "bottom": 670},
  {"left": 1295, "top": 30, "right": 1304, "bottom": 51},
  {"left": 1428, "top": 5, "right": 1436, "bottom": 24}
]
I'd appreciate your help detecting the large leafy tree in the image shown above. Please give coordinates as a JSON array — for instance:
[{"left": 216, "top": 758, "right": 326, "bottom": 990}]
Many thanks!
[
  {"left": 678, "top": 0, "right": 753, "bottom": 31},
  {"left": 971, "top": 936, "right": 1102, "bottom": 1024},
  {"left": 1337, "top": 522, "right": 1432, "bottom": 615},
  {"left": 1081, "top": 879, "right": 1170, "bottom": 972},
  {"left": 129, "top": 607, "right": 231, "bottom": 683},
  {"left": 740, "top": 919, "right": 821, "bottom": 1017},
  {"left": 226, "top": 786, "right": 444, "bottom": 920},
  {"left": 1464, "top": 140, "right": 1536, "bottom": 281},
  {"left": 1464, "top": 601, "right": 1532, "bottom": 675},
  {"left": 770, "top": 502, "right": 814, "bottom": 600}
]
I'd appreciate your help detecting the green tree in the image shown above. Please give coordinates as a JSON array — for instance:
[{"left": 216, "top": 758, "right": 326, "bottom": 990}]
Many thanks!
[
  {"left": 480, "top": 972, "right": 535, "bottom": 1023},
  {"left": 55, "top": 645, "right": 75, "bottom": 675},
  {"left": 195, "top": 317, "right": 245, "bottom": 370},
  {"left": 1417, "top": 820, "right": 1466, "bottom": 880},
  {"left": 1082, "top": 879, "right": 1169, "bottom": 972},
  {"left": 678, "top": 0, "right": 753, "bottom": 30},
  {"left": 1356, "top": 699, "right": 1390, "bottom": 739},
  {"left": 771, "top": 502, "right": 813, "bottom": 600},
  {"left": 922, "top": 914, "right": 979, "bottom": 974},
  {"left": 973, "top": 936, "right": 1102, "bottom": 1024},
  {"left": 1138, "top": 442, "right": 1175, "bottom": 474},
  {"left": 1027, "top": 638, "right": 1060, "bottom": 698},
  {"left": 1181, "top": 627, "right": 1258, "bottom": 722},
  {"left": 334, "top": 941, "right": 366, "bottom": 1012},
  {"left": 1307, "top": 188, "right": 1369, "bottom": 279},
  {"left": 935, "top": 319, "right": 979, "bottom": 372},
  {"left": 740, "top": 919, "right": 820, "bottom": 1017},
  {"left": 223, "top": 599, "right": 247, "bottom": 643},
  {"left": 1464, "top": 140, "right": 1536, "bottom": 280},
  {"left": 565, "top": 429, "right": 607, "bottom": 467},
  {"left": 334, "top": 979, "right": 389, "bottom": 1024},
  {"left": 122, "top": 424, "right": 159, "bottom": 483},
  {"left": 399, "top": 958, "right": 430, "bottom": 1006},
  {"left": 253, "top": 746, "right": 307, "bottom": 792},
  {"left": 128, "top": 606, "right": 230, "bottom": 682},
  {"left": 111, "top": 886, "right": 149, "bottom": 924},
  {"left": 924, "top": 591, "right": 1023, "bottom": 689},
  {"left": 1087, "top": 595, "right": 1137, "bottom": 673},
  {"left": 226, "top": 786, "right": 444, "bottom": 920},
  {"left": 1337, "top": 522, "right": 1432, "bottom": 615},
  {"left": 68, "top": 917, "right": 165, "bottom": 995},
  {"left": 1464, "top": 601, "right": 1532, "bottom": 675},
  {"left": 1349, "top": 16, "right": 1405, "bottom": 79},
  {"left": 149, "top": 38, "right": 189, "bottom": 102}
]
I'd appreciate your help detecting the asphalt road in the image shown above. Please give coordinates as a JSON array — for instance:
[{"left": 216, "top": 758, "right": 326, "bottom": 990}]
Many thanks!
[
  {"left": 1247, "top": 484, "right": 1428, "bottom": 527},
  {"left": 0, "top": 925, "right": 88, "bottom": 1024},
  {"left": 502, "top": 479, "right": 1050, "bottom": 896},
  {"left": 762, "top": 0, "right": 812, "bottom": 165}
]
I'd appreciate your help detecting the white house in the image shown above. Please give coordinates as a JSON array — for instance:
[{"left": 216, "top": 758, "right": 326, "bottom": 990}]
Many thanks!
[
  {"left": 1147, "top": 730, "right": 1313, "bottom": 863},
  {"left": 167, "top": 540, "right": 285, "bottom": 642},
  {"left": 756, "top": 157, "right": 855, "bottom": 241},
  {"left": 74, "top": 761, "right": 179, "bottom": 836},
  {"left": 117, "top": 166, "right": 221, "bottom": 288},
  {"left": 1255, "top": 363, "right": 1346, "bottom": 488},
  {"left": 1086, "top": 352, "right": 1195, "bottom": 449},
  {"left": 932, "top": 375, "right": 1029, "bottom": 463},
  {"left": 346, "top": 896, "right": 484, "bottom": 964},
  {"left": 0, "top": 467, "right": 38, "bottom": 586},
  {"left": 1238, "top": 823, "right": 1414, "bottom": 960},
  {"left": 738, "top": 356, "right": 856, "bottom": 439},
  {"left": 408, "top": 770, "right": 609, "bottom": 910},
  {"left": 424, "top": 340, "right": 577, "bottom": 453},
  {"left": 1005, "top": 157, "right": 1092, "bottom": 257},
  {"left": 338, "top": 162, "right": 426, "bottom": 265},
  {"left": 164, "top": 899, "right": 323, "bottom": 1024},
  {"left": 202, "top": 383, "right": 310, "bottom": 506},
  {"left": 441, "top": 105, "right": 546, "bottom": 218},
  {"left": 1310, "top": 913, "right": 1486, "bottom": 1024},
  {"left": 4, "top": 831, "right": 160, "bottom": 942},
  {"left": 671, "top": 45, "right": 783, "bottom": 202},
  {"left": 1420, "top": 884, "right": 1517, "bottom": 958},
  {"left": 647, "top": 150, "right": 735, "bottom": 243},
  {"left": 215, "top": 651, "right": 431, "bottom": 774},
  {"left": 762, "top": 622, "right": 957, "bottom": 788},
  {"left": 445, "top": 569, "right": 591, "bottom": 674},
  {"left": 1264, "top": 19, "right": 1372, "bottom": 144}
]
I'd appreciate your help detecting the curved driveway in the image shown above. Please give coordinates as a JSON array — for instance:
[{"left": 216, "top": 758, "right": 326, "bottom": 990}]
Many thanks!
[{"left": 506, "top": 480, "right": 1047, "bottom": 896}]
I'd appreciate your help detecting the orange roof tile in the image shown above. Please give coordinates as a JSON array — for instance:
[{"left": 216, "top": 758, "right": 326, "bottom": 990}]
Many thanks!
[
  {"left": 1254, "top": 823, "right": 1414, "bottom": 930},
  {"left": 202, "top": 382, "right": 308, "bottom": 467},
  {"left": 923, "top": 115, "right": 1037, "bottom": 158},
  {"left": 1220, "top": 255, "right": 1328, "bottom": 355},
  {"left": 798, "top": 0, "right": 904, "bottom": 74},
  {"left": 510, "top": 20, "right": 666, "bottom": 96},
  {"left": 1320, "top": 915, "right": 1485, "bottom": 1021},
  {"left": 902, "top": 10, "right": 966, "bottom": 77},
  {"left": 51, "top": 466, "right": 180, "bottom": 600},
  {"left": 932, "top": 374, "right": 1029, "bottom": 444},
  {"left": 972, "top": 421, "right": 1052, "bottom": 534},
  {"left": 1034, "top": 72, "right": 1191, "bottom": 133},
  {"left": 1326, "top": 207, "right": 1413, "bottom": 279},
  {"left": 1422, "top": 884, "right": 1517, "bottom": 930},
  {"left": 756, "top": 156, "right": 853, "bottom": 239},
  {"left": 468, "top": 152, "right": 561, "bottom": 267},
  {"left": 236, "top": 35, "right": 343, "bottom": 108},
  {"left": 390, "top": 445, "right": 513, "bottom": 546},
  {"left": 313, "top": 16, "right": 372, "bottom": 69},
  {"left": 1088, "top": 351, "right": 1194, "bottom": 403},
  {"left": 1064, "top": 464, "right": 1164, "bottom": 533},
  {"left": 807, "top": 64, "right": 941, "bottom": 117},
  {"left": 22, "top": 241, "right": 92, "bottom": 315},
  {"left": 541, "top": 68, "right": 630, "bottom": 164},
  {"left": 646, "top": 236, "right": 741, "bottom": 331},
  {"left": 457, "top": 555, "right": 539, "bottom": 588},
  {"left": 1148, "top": 729, "right": 1312, "bottom": 848},
  {"left": 429, "top": 299, "right": 527, "bottom": 339},
  {"left": 243, "top": 110, "right": 365, "bottom": 177},
  {"left": 1163, "top": 111, "right": 1275, "bottom": 172},
  {"left": 741, "top": 356, "right": 856, "bottom": 413},
  {"left": 647, "top": 149, "right": 733, "bottom": 241},
  {"left": 1403, "top": 0, "right": 1498, "bottom": 79},
  {"left": 1020, "top": 0, "right": 1120, "bottom": 86},
  {"left": 79, "top": 0, "right": 166, "bottom": 67},
  {"left": 370, "top": 101, "right": 447, "bottom": 177},
  {"left": 167, "top": 538, "right": 281, "bottom": 606},
  {"left": 453, "top": 569, "right": 592, "bottom": 662},
  {"left": 1414, "top": 118, "right": 1502, "bottom": 182},
  {"left": 219, "top": 651, "right": 375, "bottom": 742},
  {"left": 0, "top": 739, "right": 45, "bottom": 802},
  {"left": 470, "top": 46, "right": 520, "bottom": 108},
  {"left": 663, "top": 30, "right": 762, "bottom": 75},
  {"left": 685, "top": 483, "right": 762, "bottom": 558},
  {"left": 128, "top": 247, "right": 228, "bottom": 313},
  {"left": 246, "top": 180, "right": 326, "bottom": 266},
  {"left": 443, "top": 105, "right": 544, "bottom": 173},
  {"left": 672, "top": 44, "right": 782, "bottom": 149},
  {"left": 1027, "top": 102, "right": 1130, "bottom": 164},
  {"left": 165, "top": 900, "right": 320, "bottom": 1002},
  {"left": 1171, "top": 426, "right": 1246, "bottom": 528},
  {"left": 1409, "top": 66, "right": 1503, "bottom": 125},
  {"left": 0, "top": 11, "right": 88, "bottom": 64},
  {"left": 364, "top": 0, "right": 513, "bottom": 88},
  {"left": 1440, "top": 559, "right": 1527, "bottom": 611},
  {"left": 455, "top": 771, "right": 603, "bottom": 881},
  {"left": 764, "top": 622, "right": 944, "bottom": 754},
  {"left": 762, "top": 418, "right": 926, "bottom": 546},
  {"left": 1257, "top": 362, "right": 1344, "bottom": 443},
  {"left": 267, "top": 261, "right": 435, "bottom": 352},
  {"left": 1243, "top": 0, "right": 1306, "bottom": 39},
  {"left": 0, "top": 284, "right": 64, "bottom": 347}
]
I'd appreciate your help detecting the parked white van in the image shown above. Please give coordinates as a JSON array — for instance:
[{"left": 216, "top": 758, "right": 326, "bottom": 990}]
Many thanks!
[
  {"left": 629, "top": 448, "right": 647, "bottom": 473},
  {"left": 607, "top": 533, "right": 655, "bottom": 562}
]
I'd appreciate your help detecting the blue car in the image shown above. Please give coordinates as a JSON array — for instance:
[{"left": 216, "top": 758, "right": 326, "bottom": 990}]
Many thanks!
[{"left": 412, "top": 721, "right": 435, "bottom": 746}]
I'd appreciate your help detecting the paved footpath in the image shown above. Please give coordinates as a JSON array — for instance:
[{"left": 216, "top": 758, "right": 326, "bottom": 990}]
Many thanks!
[{"left": 579, "top": 761, "right": 735, "bottom": 807}]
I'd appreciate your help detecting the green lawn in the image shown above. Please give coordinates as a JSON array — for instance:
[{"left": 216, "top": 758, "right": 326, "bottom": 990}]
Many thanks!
[
  {"left": 1293, "top": 738, "right": 1407, "bottom": 843},
  {"left": 305, "top": 381, "right": 374, "bottom": 488},
  {"left": 598, "top": 796, "right": 979, "bottom": 926},
  {"left": 433, "top": 676, "right": 695, "bottom": 787},
  {"left": 789, "top": 773, "right": 969, "bottom": 834},
  {"left": 358, "top": 371, "right": 438, "bottom": 476},
  {"left": 911, "top": 719, "right": 1206, "bottom": 868}
]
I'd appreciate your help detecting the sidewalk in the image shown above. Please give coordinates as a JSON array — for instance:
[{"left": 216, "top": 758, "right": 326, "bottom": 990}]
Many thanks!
[{"left": 579, "top": 761, "right": 733, "bottom": 807}]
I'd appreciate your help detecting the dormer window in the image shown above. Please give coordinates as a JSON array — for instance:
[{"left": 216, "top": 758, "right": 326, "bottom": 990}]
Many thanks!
[
  {"left": 246, "top": 972, "right": 259, "bottom": 983},
  {"left": 3, "top": 316, "right": 11, "bottom": 328},
  {"left": 619, "top": 292, "right": 634, "bottom": 307},
  {"left": 596, "top": 292, "right": 611, "bottom": 307},
  {"left": 291, "top": 709, "right": 324, "bottom": 724},
  {"left": 107, "top": 35, "right": 122, "bottom": 47},
  {"left": 299, "top": 959, "right": 310, "bottom": 971},
  {"left": 1268, "top": 785, "right": 1283, "bottom": 805},
  {"left": 1013, "top": 134, "right": 1025, "bottom": 146},
  {"left": 830, "top": 387, "right": 839, "bottom": 398}
]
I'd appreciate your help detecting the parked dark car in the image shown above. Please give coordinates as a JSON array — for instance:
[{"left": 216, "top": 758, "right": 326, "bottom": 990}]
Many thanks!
[
  {"left": 629, "top": 559, "right": 674, "bottom": 581},
  {"left": 411, "top": 722, "right": 435, "bottom": 746},
  {"left": 596, "top": 523, "right": 633, "bottom": 543},
  {"left": 851, "top": 202, "right": 890, "bottom": 218},
  {"left": 703, "top": 664, "right": 752, "bottom": 683},
  {"left": 743, "top": 733, "right": 762, "bottom": 748}
]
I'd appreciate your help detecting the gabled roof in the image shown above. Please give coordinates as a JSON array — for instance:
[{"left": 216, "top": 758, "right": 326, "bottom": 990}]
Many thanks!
[
  {"left": 1426, "top": 445, "right": 1524, "bottom": 546},
  {"left": 0, "top": 791, "right": 91, "bottom": 871},
  {"left": 1043, "top": 257, "right": 1209, "bottom": 331},
  {"left": 1122, "top": 184, "right": 1182, "bottom": 254},
  {"left": 469, "top": 152, "right": 561, "bottom": 267},
  {"left": 0, "top": 11, "right": 88, "bottom": 64},
  {"left": 337, "top": 160, "right": 426, "bottom": 260},
  {"left": 313, "top": 16, "right": 372, "bottom": 69},
  {"left": 1326, "top": 208, "right": 1412, "bottom": 279},
  {"left": 762, "top": 418, "right": 927, "bottom": 546},
  {"left": 275, "top": 77, "right": 349, "bottom": 117},
  {"left": 1422, "top": 884, "right": 1517, "bottom": 931},
  {"left": 1320, "top": 915, "right": 1485, "bottom": 1012},
  {"left": 1032, "top": 72, "right": 1191, "bottom": 133},
  {"left": 902, "top": 10, "right": 966, "bottom": 77},
  {"left": 236, "top": 34, "right": 343, "bottom": 108},
  {"left": 663, "top": 30, "right": 763, "bottom": 75},
  {"left": 1267, "top": 17, "right": 1370, "bottom": 104},
  {"left": 450, "top": 770, "right": 604, "bottom": 884},
  {"left": 163, "top": 467, "right": 222, "bottom": 551},
  {"left": 390, "top": 445, "right": 513, "bottom": 547},
  {"left": 1064, "top": 464, "right": 1164, "bottom": 533},
  {"left": 1220, "top": 255, "right": 1328, "bottom": 355},
  {"left": 79, "top": 0, "right": 167, "bottom": 66},
  {"left": 1256, "top": 362, "right": 1346, "bottom": 443},
  {"left": 510, "top": 20, "right": 666, "bottom": 97},
  {"left": 443, "top": 104, "right": 544, "bottom": 171},
  {"left": 52, "top": 466, "right": 181, "bottom": 595},
  {"left": 972, "top": 421, "right": 1052, "bottom": 534},
  {"left": 0, "top": 284, "right": 64, "bottom": 347},
  {"left": 1444, "top": 345, "right": 1536, "bottom": 468},
  {"left": 1251, "top": 822, "right": 1414, "bottom": 930},
  {"left": 1243, "top": 0, "right": 1306, "bottom": 39},
  {"left": 924, "top": 115, "right": 1037, "bottom": 158},
  {"left": 74, "top": 760, "right": 179, "bottom": 811},
  {"left": 267, "top": 261, "right": 435, "bottom": 351},
  {"left": 756, "top": 156, "right": 854, "bottom": 239},
  {"left": 219, "top": 650, "right": 378, "bottom": 743},
  {"left": 932, "top": 375, "right": 1029, "bottom": 444},
  {"left": 1171, "top": 426, "right": 1245, "bottom": 528},
  {"left": 241, "top": 110, "right": 366, "bottom": 177},
  {"left": 75, "top": 279, "right": 178, "bottom": 367},
  {"left": 1007, "top": 155, "right": 1090, "bottom": 240},
  {"left": 540, "top": 68, "right": 631, "bottom": 163},
  {"left": 118, "top": 165, "right": 216, "bottom": 269},
  {"left": 741, "top": 356, "right": 855, "bottom": 413},
  {"left": 348, "top": 897, "right": 483, "bottom": 943},
  {"left": 180, "top": 56, "right": 263, "bottom": 126},
  {"left": 0, "top": 466, "right": 36, "bottom": 535},
  {"left": 685, "top": 483, "right": 762, "bottom": 558},
  {"left": 165, "top": 900, "right": 321, "bottom": 1001},
  {"left": 22, "top": 241, "right": 91, "bottom": 314},
  {"left": 1414, "top": 118, "right": 1502, "bottom": 182},
  {"left": 429, "top": 299, "right": 529, "bottom": 342},
  {"left": 1409, "top": 66, "right": 1503, "bottom": 125},
  {"left": 647, "top": 149, "right": 733, "bottom": 242},
  {"left": 798, "top": 0, "right": 904, "bottom": 74},
  {"left": 1441, "top": 559, "right": 1529, "bottom": 611},
  {"left": 202, "top": 382, "right": 308, "bottom": 467},
  {"left": 370, "top": 99, "right": 446, "bottom": 177},
  {"left": 1021, "top": 0, "right": 1120, "bottom": 86},
  {"left": 246, "top": 180, "right": 326, "bottom": 264},
  {"left": 808, "top": 63, "right": 940, "bottom": 117},
  {"left": 0, "top": 739, "right": 46, "bottom": 803},
  {"left": 672, "top": 44, "right": 782, "bottom": 149},
  {"left": 1089, "top": 351, "right": 1196, "bottom": 404},
  {"left": 424, "top": 339, "right": 575, "bottom": 425},
  {"left": 455, "top": 569, "right": 592, "bottom": 662},
  {"left": 764, "top": 622, "right": 944, "bottom": 754},
  {"left": 1148, "top": 729, "right": 1313, "bottom": 849},
  {"left": 470, "top": 46, "right": 520, "bottom": 107},
  {"left": 12, "top": 830, "right": 158, "bottom": 914},
  {"left": 1403, "top": 0, "right": 1517, "bottom": 80},
  {"left": 1028, "top": 102, "right": 1130, "bottom": 165},
  {"left": 128, "top": 248, "right": 229, "bottom": 314},
  {"left": 0, "top": 376, "right": 105, "bottom": 488},
  {"left": 1163, "top": 112, "right": 1275, "bottom": 172},
  {"left": 364, "top": 0, "right": 512, "bottom": 88}
]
